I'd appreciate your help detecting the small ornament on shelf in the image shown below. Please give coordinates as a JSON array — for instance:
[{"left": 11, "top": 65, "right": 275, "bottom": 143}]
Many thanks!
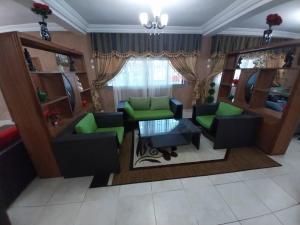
[
  {"left": 24, "top": 48, "right": 36, "bottom": 71},
  {"left": 76, "top": 75, "right": 83, "bottom": 91},
  {"left": 31, "top": 3, "right": 52, "bottom": 41},
  {"left": 263, "top": 13, "right": 283, "bottom": 44},
  {"left": 282, "top": 49, "right": 295, "bottom": 68},
  {"left": 82, "top": 99, "right": 88, "bottom": 107},
  {"left": 43, "top": 109, "right": 61, "bottom": 127},
  {"left": 37, "top": 87, "right": 48, "bottom": 103}
]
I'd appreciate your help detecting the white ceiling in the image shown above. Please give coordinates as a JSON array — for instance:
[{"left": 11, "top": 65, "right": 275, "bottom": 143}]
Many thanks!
[
  {"left": 0, "top": 0, "right": 299, "bottom": 38},
  {"left": 64, "top": 0, "right": 235, "bottom": 26},
  {"left": 233, "top": 0, "right": 300, "bottom": 33}
]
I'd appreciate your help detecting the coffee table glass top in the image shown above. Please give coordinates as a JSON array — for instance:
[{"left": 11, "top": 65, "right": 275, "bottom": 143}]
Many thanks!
[{"left": 138, "top": 119, "right": 201, "bottom": 138}]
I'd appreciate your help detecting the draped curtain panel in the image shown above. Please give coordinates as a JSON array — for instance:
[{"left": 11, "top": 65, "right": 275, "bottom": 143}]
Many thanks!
[
  {"left": 169, "top": 56, "right": 201, "bottom": 102},
  {"left": 92, "top": 54, "right": 127, "bottom": 111},
  {"left": 91, "top": 33, "right": 202, "bottom": 111}
]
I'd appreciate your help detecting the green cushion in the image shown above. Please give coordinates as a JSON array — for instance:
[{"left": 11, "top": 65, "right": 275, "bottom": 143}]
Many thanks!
[
  {"left": 75, "top": 113, "right": 97, "bottom": 134},
  {"left": 124, "top": 102, "right": 135, "bottom": 118},
  {"left": 196, "top": 115, "right": 215, "bottom": 129},
  {"left": 129, "top": 97, "right": 150, "bottom": 110},
  {"left": 216, "top": 102, "right": 243, "bottom": 116},
  {"left": 150, "top": 96, "right": 170, "bottom": 110},
  {"left": 95, "top": 127, "right": 124, "bottom": 144},
  {"left": 130, "top": 110, "right": 173, "bottom": 121}
]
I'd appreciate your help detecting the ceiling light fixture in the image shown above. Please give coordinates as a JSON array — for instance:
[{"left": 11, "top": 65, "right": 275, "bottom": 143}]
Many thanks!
[{"left": 139, "top": 5, "right": 168, "bottom": 34}]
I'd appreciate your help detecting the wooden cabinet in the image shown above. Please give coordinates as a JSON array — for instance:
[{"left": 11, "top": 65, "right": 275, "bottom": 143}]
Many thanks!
[{"left": 0, "top": 32, "right": 93, "bottom": 177}]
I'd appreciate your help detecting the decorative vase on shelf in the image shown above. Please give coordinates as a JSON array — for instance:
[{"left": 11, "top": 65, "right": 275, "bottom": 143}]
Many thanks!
[
  {"left": 263, "top": 26, "right": 273, "bottom": 44},
  {"left": 31, "top": 3, "right": 52, "bottom": 41},
  {"left": 39, "top": 19, "right": 51, "bottom": 41},
  {"left": 37, "top": 87, "right": 48, "bottom": 103}
]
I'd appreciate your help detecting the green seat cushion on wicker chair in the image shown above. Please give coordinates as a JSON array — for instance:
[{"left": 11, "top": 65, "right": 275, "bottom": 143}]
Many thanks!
[
  {"left": 216, "top": 102, "right": 243, "bottom": 116},
  {"left": 95, "top": 126, "right": 124, "bottom": 144},
  {"left": 196, "top": 115, "right": 215, "bottom": 129},
  {"left": 75, "top": 113, "right": 97, "bottom": 134}
]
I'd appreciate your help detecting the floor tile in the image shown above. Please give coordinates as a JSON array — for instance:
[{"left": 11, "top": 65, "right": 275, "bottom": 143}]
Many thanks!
[
  {"left": 240, "top": 214, "right": 282, "bottom": 225},
  {"left": 185, "top": 186, "right": 237, "bottom": 225},
  {"left": 153, "top": 190, "right": 197, "bottom": 225},
  {"left": 260, "top": 164, "right": 294, "bottom": 177},
  {"left": 12, "top": 178, "right": 63, "bottom": 207},
  {"left": 116, "top": 195, "right": 155, "bottom": 225},
  {"left": 48, "top": 176, "right": 92, "bottom": 205},
  {"left": 272, "top": 174, "right": 300, "bottom": 202},
  {"left": 75, "top": 193, "right": 118, "bottom": 225},
  {"left": 216, "top": 182, "right": 270, "bottom": 220},
  {"left": 151, "top": 179, "right": 183, "bottom": 193},
  {"left": 275, "top": 205, "right": 300, "bottom": 225},
  {"left": 35, "top": 203, "right": 81, "bottom": 225},
  {"left": 7, "top": 206, "right": 44, "bottom": 225},
  {"left": 245, "top": 178, "right": 297, "bottom": 211},
  {"left": 208, "top": 172, "right": 241, "bottom": 185},
  {"left": 85, "top": 185, "right": 120, "bottom": 202},
  {"left": 235, "top": 169, "right": 267, "bottom": 181},
  {"left": 119, "top": 182, "right": 152, "bottom": 197},
  {"left": 181, "top": 176, "right": 212, "bottom": 191}
]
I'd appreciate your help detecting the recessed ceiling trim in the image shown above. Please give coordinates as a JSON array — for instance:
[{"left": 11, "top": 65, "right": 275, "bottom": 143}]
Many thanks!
[
  {"left": 41, "top": 0, "right": 88, "bottom": 33},
  {"left": 87, "top": 24, "right": 203, "bottom": 34},
  {"left": 202, "top": 0, "right": 274, "bottom": 35},
  {"left": 219, "top": 27, "right": 300, "bottom": 39},
  {"left": 0, "top": 23, "right": 65, "bottom": 33}
]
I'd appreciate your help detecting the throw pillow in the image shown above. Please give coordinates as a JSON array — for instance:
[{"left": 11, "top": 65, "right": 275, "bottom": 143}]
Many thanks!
[
  {"left": 216, "top": 102, "right": 243, "bottom": 116},
  {"left": 75, "top": 113, "right": 97, "bottom": 134},
  {"left": 129, "top": 97, "right": 150, "bottom": 110},
  {"left": 150, "top": 96, "right": 170, "bottom": 110}
]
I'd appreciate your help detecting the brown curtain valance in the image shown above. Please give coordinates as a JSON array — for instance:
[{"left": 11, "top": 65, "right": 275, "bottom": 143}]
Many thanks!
[{"left": 91, "top": 33, "right": 202, "bottom": 57}]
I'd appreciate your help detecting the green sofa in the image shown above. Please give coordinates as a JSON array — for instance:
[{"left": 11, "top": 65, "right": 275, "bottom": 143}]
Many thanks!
[{"left": 118, "top": 96, "right": 183, "bottom": 122}]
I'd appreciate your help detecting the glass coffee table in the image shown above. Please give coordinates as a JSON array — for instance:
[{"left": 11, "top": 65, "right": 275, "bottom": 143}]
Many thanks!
[{"left": 137, "top": 119, "right": 201, "bottom": 156}]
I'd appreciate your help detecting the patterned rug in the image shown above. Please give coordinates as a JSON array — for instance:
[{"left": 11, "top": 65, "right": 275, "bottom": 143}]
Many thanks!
[{"left": 131, "top": 130, "right": 228, "bottom": 169}]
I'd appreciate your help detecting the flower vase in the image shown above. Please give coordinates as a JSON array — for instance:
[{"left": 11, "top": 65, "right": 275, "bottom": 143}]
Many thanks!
[
  {"left": 39, "top": 19, "right": 51, "bottom": 41},
  {"left": 263, "top": 25, "right": 273, "bottom": 44}
]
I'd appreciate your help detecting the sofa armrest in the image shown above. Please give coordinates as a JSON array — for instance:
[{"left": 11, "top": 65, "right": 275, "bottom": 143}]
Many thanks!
[
  {"left": 212, "top": 114, "right": 262, "bottom": 149},
  {"left": 170, "top": 98, "right": 183, "bottom": 119},
  {"left": 93, "top": 112, "right": 123, "bottom": 128},
  {"left": 53, "top": 132, "right": 119, "bottom": 177},
  {"left": 192, "top": 103, "right": 219, "bottom": 122}
]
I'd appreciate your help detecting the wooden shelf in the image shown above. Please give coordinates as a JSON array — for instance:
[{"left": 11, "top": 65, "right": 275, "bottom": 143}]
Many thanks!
[
  {"left": 76, "top": 71, "right": 87, "bottom": 74},
  {"left": 41, "top": 96, "right": 68, "bottom": 107},
  {"left": 19, "top": 33, "right": 83, "bottom": 56},
  {"left": 31, "top": 71, "right": 63, "bottom": 75},
  {"left": 254, "top": 88, "right": 270, "bottom": 93}
]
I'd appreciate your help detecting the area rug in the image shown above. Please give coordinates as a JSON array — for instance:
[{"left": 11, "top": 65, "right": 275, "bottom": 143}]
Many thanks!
[
  {"left": 111, "top": 131, "right": 281, "bottom": 186},
  {"left": 132, "top": 130, "right": 228, "bottom": 169}
]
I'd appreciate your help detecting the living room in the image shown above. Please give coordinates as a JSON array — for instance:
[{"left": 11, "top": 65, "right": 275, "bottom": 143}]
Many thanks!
[{"left": 1, "top": 0, "right": 300, "bottom": 225}]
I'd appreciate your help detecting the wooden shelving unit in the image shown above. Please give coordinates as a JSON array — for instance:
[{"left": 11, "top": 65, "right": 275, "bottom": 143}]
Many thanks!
[
  {"left": 0, "top": 32, "right": 93, "bottom": 177},
  {"left": 218, "top": 40, "right": 300, "bottom": 155}
]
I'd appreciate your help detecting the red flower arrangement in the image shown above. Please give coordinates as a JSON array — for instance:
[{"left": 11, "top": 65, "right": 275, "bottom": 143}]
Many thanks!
[
  {"left": 266, "top": 13, "right": 282, "bottom": 27},
  {"left": 31, "top": 3, "right": 52, "bottom": 19},
  {"left": 232, "top": 79, "right": 239, "bottom": 86}
]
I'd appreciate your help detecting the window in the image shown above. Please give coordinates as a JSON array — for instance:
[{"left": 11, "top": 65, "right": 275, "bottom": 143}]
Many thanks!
[{"left": 108, "top": 57, "right": 184, "bottom": 87}]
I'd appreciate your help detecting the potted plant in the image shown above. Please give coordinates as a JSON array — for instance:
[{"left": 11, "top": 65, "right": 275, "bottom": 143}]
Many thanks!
[
  {"left": 205, "top": 82, "right": 216, "bottom": 104},
  {"left": 31, "top": 3, "right": 52, "bottom": 41}
]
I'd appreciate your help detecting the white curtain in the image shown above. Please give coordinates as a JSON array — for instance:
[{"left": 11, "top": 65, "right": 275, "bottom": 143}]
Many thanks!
[{"left": 110, "top": 57, "right": 183, "bottom": 109}]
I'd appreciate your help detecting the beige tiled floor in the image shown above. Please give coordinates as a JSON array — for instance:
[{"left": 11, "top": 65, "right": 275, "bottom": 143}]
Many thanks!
[{"left": 7, "top": 136, "right": 300, "bottom": 225}]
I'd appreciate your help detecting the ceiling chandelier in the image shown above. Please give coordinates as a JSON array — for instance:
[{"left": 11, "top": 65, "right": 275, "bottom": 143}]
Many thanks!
[{"left": 139, "top": 5, "right": 168, "bottom": 33}]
